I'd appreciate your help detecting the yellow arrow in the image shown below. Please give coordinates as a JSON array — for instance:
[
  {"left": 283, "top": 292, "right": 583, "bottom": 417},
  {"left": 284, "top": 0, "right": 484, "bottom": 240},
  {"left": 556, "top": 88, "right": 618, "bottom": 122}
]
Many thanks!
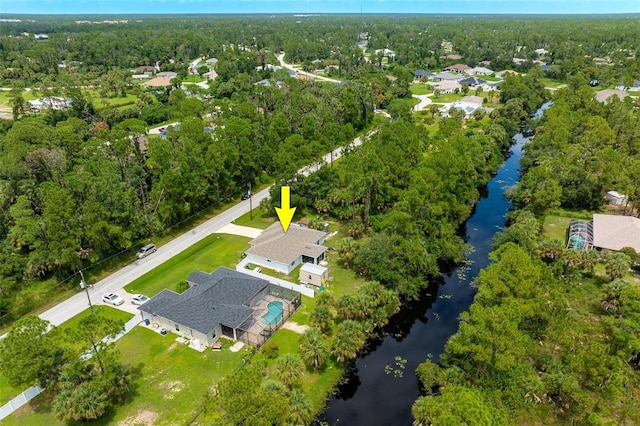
[{"left": 275, "top": 186, "right": 296, "bottom": 233}]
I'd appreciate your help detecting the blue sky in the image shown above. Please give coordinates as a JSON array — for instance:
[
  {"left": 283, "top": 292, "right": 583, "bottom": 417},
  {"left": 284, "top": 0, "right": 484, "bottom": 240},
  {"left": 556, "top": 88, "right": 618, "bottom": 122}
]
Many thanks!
[{"left": 1, "top": 0, "right": 638, "bottom": 15}]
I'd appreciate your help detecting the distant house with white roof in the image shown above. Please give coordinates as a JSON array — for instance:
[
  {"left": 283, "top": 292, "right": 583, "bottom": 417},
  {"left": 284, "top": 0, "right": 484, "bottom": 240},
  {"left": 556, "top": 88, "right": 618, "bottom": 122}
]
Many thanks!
[
  {"left": 432, "top": 80, "right": 461, "bottom": 94},
  {"left": 605, "top": 191, "right": 628, "bottom": 206},
  {"left": 471, "top": 66, "right": 494, "bottom": 76},
  {"left": 441, "top": 95, "right": 484, "bottom": 117}
]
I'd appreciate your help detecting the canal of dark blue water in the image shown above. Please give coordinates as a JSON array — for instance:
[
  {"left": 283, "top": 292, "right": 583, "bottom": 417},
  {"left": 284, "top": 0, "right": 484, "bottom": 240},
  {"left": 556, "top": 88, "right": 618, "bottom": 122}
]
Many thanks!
[{"left": 318, "top": 103, "right": 550, "bottom": 425}]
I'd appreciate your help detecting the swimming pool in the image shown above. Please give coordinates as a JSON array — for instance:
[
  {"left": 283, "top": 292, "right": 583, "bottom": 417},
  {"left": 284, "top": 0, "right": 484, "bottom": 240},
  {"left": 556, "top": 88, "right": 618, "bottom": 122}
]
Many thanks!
[
  {"left": 570, "top": 233, "right": 586, "bottom": 249},
  {"left": 261, "top": 301, "right": 284, "bottom": 326}
]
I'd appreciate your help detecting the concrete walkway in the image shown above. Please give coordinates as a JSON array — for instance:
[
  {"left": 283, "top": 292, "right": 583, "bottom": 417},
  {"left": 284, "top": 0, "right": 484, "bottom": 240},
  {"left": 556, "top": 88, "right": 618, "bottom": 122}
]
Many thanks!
[
  {"left": 216, "top": 223, "right": 263, "bottom": 238},
  {"left": 412, "top": 93, "right": 434, "bottom": 112}
]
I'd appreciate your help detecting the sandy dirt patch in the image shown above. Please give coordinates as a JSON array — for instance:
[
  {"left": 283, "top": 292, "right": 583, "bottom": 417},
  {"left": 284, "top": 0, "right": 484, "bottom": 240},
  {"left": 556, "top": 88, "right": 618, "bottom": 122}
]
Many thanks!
[
  {"left": 281, "top": 321, "right": 309, "bottom": 334},
  {"left": 117, "top": 410, "right": 159, "bottom": 426},
  {"left": 158, "top": 380, "right": 185, "bottom": 399}
]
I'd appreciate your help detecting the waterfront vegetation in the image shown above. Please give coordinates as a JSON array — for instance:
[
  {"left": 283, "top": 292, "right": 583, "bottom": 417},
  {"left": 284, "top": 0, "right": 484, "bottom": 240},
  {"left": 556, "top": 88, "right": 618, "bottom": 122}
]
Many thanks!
[{"left": 412, "top": 81, "right": 640, "bottom": 424}]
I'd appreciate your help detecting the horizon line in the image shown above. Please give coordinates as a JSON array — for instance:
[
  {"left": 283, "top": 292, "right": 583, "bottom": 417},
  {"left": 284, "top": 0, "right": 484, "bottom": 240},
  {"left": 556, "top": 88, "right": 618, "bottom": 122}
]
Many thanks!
[{"left": 2, "top": 12, "right": 640, "bottom": 16}]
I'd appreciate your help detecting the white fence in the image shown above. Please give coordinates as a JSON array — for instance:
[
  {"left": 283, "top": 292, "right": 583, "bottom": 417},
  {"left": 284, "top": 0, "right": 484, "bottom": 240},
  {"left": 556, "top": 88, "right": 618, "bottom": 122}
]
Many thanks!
[
  {"left": 0, "top": 315, "right": 141, "bottom": 421},
  {"left": 236, "top": 259, "right": 315, "bottom": 298},
  {"left": 0, "top": 385, "right": 45, "bottom": 420}
]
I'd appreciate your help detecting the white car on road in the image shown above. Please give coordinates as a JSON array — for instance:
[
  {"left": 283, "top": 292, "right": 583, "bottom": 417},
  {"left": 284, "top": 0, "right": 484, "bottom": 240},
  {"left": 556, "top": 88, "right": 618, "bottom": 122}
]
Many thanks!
[
  {"left": 131, "top": 294, "right": 150, "bottom": 305},
  {"left": 102, "top": 293, "right": 125, "bottom": 306}
]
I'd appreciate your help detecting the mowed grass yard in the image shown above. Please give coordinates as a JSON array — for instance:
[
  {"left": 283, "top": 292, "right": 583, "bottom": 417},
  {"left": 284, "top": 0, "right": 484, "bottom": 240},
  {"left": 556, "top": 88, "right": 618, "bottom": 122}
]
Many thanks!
[
  {"left": 125, "top": 233, "right": 251, "bottom": 297},
  {"left": 0, "top": 306, "right": 132, "bottom": 406},
  {"left": 542, "top": 208, "right": 596, "bottom": 243},
  {"left": 410, "top": 83, "right": 433, "bottom": 95},
  {"left": 6, "top": 326, "right": 249, "bottom": 426}
]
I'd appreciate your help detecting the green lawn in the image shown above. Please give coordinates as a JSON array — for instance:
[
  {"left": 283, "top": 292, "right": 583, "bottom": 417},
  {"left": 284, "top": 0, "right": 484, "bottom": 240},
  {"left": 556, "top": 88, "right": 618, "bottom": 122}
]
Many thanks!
[
  {"left": 542, "top": 215, "right": 572, "bottom": 243},
  {"left": 0, "top": 373, "right": 21, "bottom": 407},
  {"left": 182, "top": 74, "right": 206, "bottom": 83},
  {"left": 539, "top": 77, "right": 565, "bottom": 88},
  {"left": 124, "top": 233, "right": 251, "bottom": 297},
  {"left": 430, "top": 92, "right": 466, "bottom": 103},
  {"left": 481, "top": 75, "right": 501, "bottom": 82},
  {"left": 410, "top": 83, "right": 433, "bottom": 95},
  {"left": 5, "top": 326, "right": 249, "bottom": 425},
  {"left": 0, "top": 306, "right": 132, "bottom": 406},
  {"left": 86, "top": 90, "right": 138, "bottom": 110},
  {"left": 542, "top": 208, "right": 597, "bottom": 243},
  {"left": 0, "top": 89, "right": 38, "bottom": 107},
  {"left": 232, "top": 208, "right": 276, "bottom": 229}
]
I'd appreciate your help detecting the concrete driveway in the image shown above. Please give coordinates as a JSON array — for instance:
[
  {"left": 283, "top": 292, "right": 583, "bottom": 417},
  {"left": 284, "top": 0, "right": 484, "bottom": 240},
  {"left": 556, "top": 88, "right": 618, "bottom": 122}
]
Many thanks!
[{"left": 96, "top": 288, "right": 142, "bottom": 316}]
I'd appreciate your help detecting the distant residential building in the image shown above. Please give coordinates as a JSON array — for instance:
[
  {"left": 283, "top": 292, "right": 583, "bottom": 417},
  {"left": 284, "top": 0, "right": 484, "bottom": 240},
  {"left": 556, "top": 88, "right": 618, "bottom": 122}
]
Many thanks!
[
  {"left": 432, "top": 72, "right": 464, "bottom": 82},
  {"left": 595, "top": 89, "right": 628, "bottom": 104},
  {"left": 459, "top": 76, "right": 487, "bottom": 87},
  {"left": 534, "top": 48, "right": 549, "bottom": 56},
  {"left": 441, "top": 95, "right": 485, "bottom": 117},
  {"left": 414, "top": 69, "right": 434, "bottom": 79},
  {"left": 605, "top": 191, "right": 628, "bottom": 206},
  {"left": 156, "top": 71, "right": 177, "bottom": 79},
  {"left": 254, "top": 79, "right": 272, "bottom": 87},
  {"left": 374, "top": 48, "right": 396, "bottom": 59},
  {"left": 593, "top": 57, "right": 613, "bottom": 66},
  {"left": 34, "top": 33, "right": 49, "bottom": 40},
  {"left": 432, "top": 80, "right": 461, "bottom": 94},
  {"left": 495, "top": 70, "right": 519, "bottom": 78},
  {"left": 471, "top": 66, "right": 494, "bottom": 76},
  {"left": 135, "top": 65, "right": 156, "bottom": 74},
  {"left": 27, "top": 97, "right": 72, "bottom": 112},
  {"left": 203, "top": 69, "right": 218, "bottom": 80},
  {"left": 444, "top": 63, "right": 472, "bottom": 73},
  {"left": 143, "top": 77, "right": 172, "bottom": 88},
  {"left": 132, "top": 74, "right": 149, "bottom": 80}
]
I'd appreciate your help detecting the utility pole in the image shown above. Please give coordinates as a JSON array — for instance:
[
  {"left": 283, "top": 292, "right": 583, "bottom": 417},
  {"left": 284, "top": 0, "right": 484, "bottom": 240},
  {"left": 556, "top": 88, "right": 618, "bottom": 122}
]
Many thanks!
[
  {"left": 79, "top": 270, "right": 94, "bottom": 314},
  {"left": 249, "top": 182, "right": 253, "bottom": 221}
]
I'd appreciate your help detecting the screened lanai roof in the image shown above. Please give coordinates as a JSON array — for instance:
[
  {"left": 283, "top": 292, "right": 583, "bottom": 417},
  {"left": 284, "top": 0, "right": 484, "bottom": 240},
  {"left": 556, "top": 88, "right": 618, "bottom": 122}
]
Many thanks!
[{"left": 567, "top": 219, "right": 594, "bottom": 250}]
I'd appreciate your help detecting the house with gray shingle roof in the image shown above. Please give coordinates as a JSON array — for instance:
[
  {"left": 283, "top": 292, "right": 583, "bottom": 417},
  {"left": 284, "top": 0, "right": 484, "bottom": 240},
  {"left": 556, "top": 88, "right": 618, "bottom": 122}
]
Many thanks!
[
  {"left": 138, "top": 267, "right": 300, "bottom": 347},
  {"left": 414, "top": 69, "right": 434, "bottom": 80},
  {"left": 245, "top": 223, "right": 327, "bottom": 274}
]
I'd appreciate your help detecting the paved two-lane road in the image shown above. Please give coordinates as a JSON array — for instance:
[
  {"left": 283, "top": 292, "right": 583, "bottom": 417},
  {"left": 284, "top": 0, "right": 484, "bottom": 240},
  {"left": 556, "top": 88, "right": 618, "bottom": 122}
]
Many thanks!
[{"left": 39, "top": 188, "right": 270, "bottom": 327}]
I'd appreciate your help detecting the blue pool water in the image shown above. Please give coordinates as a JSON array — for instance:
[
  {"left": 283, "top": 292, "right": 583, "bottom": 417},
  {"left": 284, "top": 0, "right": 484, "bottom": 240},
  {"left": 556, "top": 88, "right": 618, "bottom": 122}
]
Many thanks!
[{"left": 262, "top": 301, "right": 284, "bottom": 326}]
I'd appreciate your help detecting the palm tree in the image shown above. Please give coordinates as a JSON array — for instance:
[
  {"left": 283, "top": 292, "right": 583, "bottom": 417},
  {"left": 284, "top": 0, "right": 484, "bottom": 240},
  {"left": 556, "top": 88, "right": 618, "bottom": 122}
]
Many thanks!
[
  {"left": 337, "top": 237, "right": 358, "bottom": 268},
  {"left": 332, "top": 320, "right": 366, "bottom": 362},
  {"left": 299, "top": 328, "right": 329, "bottom": 369},
  {"left": 310, "top": 304, "right": 333, "bottom": 333},
  {"left": 336, "top": 294, "right": 359, "bottom": 320},
  {"left": 54, "top": 382, "right": 108, "bottom": 422},
  {"left": 274, "top": 354, "right": 304, "bottom": 390},
  {"left": 288, "top": 389, "right": 313, "bottom": 425},
  {"left": 600, "top": 280, "right": 628, "bottom": 313},
  {"left": 606, "top": 252, "right": 632, "bottom": 281}
]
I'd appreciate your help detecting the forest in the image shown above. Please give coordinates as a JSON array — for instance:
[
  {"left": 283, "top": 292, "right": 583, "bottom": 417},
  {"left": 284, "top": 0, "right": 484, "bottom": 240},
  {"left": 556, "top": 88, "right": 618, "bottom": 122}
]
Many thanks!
[
  {"left": 1, "top": 13, "right": 640, "bottom": 425},
  {"left": 412, "top": 73, "right": 640, "bottom": 424}
]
